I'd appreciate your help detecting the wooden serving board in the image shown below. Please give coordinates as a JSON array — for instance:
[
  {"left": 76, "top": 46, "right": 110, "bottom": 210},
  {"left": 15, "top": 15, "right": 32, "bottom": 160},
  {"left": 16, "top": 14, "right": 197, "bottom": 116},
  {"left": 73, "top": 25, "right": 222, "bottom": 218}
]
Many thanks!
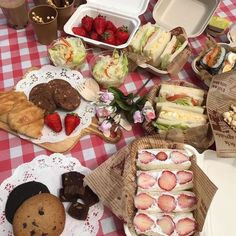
[{"left": 0, "top": 117, "right": 122, "bottom": 153}]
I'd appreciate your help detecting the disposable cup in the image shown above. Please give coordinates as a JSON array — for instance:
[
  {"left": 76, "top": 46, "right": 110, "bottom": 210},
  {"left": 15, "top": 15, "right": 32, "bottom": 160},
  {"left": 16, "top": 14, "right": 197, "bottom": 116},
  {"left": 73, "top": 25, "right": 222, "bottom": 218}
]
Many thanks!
[
  {"left": 0, "top": 0, "right": 28, "bottom": 29},
  {"left": 28, "top": 5, "right": 58, "bottom": 45},
  {"left": 55, "top": 0, "right": 75, "bottom": 31}
]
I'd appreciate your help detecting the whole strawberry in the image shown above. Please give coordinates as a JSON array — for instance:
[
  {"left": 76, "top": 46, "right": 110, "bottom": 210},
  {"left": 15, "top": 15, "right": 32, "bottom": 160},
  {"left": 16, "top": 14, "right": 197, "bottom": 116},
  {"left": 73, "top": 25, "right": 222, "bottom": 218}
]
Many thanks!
[
  {"left": 44, "top": 112, "right": 62, "bottom": 133},
  {"left": 102, "top": 30, "right": 116, "bottom": 45},
  {"left": 94, "top": 15, "right": 107, "bottom": 35},
  {"left": 65, "top": 113, "right": 80, "bottom": 136},
  {"left": 81, "top": 15, "right": 94, "bottom": 32},
  {"left": 115, "top": 26, "right": 129, "bottom": 45},
  {"left": 72, "top": 26, "right": 87, "bottom": 37},
  {"left": 90, "top": 31, "right": 99, "bottom": 41},
  {"left": 106, "top": 20, "right": 117, "bottom": 33}
]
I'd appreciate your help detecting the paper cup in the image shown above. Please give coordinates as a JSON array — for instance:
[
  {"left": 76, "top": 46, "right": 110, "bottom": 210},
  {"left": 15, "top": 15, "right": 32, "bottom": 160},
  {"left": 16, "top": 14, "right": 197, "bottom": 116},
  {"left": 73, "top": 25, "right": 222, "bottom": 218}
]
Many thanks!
[
  {"left": 28, "top": 5, "right": 58, "bottom": 45},
  {"left": 33, "top": 0, "right": 47, "bottom": 5},
  {"left": 56, "top": 0, "right": 75, "bottom": 31},
  {"left": 74, "top": 0, "right": 86, "bottom": 8},
  {"left": 0, "top": 0, "right": 28, "bottom": 29}
]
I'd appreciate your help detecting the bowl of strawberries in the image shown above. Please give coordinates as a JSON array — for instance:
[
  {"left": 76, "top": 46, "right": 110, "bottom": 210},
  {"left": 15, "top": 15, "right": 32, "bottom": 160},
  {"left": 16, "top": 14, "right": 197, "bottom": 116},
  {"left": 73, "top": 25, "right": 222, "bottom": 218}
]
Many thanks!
[{"left": 63, "top": 0, "right": 149, "bottom": 49}]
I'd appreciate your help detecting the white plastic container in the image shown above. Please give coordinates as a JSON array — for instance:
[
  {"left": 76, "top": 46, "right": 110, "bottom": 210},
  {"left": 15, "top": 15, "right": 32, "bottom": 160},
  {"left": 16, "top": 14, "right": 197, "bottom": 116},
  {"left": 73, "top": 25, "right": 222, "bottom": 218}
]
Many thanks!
[
  {"left": 153, "top": 0, "right": 221, "bottom": 38},
  {"left": 138, "top": 0, "right": 221, "bottom": 76},
  {"left": 64, "top": 0, "right": 150, "bottom": 49}
]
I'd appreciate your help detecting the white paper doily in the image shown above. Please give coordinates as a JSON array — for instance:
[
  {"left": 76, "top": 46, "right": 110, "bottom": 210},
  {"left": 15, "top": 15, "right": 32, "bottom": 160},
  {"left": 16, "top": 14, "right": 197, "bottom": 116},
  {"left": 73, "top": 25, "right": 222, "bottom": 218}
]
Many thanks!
[
  {"left": 0, "top": 153, "right": 104, "bottom": 236},
  {"left": 15, "top": 65, "right": 95, "bottom": 144}
]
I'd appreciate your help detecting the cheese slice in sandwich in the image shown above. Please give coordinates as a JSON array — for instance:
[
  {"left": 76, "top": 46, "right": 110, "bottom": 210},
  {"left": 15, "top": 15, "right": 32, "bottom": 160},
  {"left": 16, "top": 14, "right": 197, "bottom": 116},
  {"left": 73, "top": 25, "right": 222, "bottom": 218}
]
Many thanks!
[
  {"left": 160, "top": 35, "right": 188, "bottom": 70},
  {"left": 129, "top": 23, "right": 156, "bottom": 54},
  {"left": 143, "top": 28, "right": 171, "bottom": 67},
  {"left": 153, "top": 106, "right": 207, "bottom": 132},
  {"left": 159, "top": 84, "right": 205, "bottom": 106}
]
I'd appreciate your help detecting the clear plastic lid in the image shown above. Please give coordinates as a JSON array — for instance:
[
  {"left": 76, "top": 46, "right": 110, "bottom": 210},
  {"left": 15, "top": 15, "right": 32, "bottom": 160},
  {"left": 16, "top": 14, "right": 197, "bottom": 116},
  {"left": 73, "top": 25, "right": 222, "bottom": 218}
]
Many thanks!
[{"left": 87, "top": 0, "right": 150, "bottom": 16}]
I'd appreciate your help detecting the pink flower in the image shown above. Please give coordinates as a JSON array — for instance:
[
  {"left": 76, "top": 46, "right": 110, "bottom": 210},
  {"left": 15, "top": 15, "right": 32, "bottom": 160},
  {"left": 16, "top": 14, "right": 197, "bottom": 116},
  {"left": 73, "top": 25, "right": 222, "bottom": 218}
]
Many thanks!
[
  {"left": 142, "top": 101, "right": 156, "bottom": 122},
  {"left": 98, "top": 120, "right": 112, "bottom": 137},
  {"left": 96, "top": 106, "right": 114, "bottom": 118},
  {"left": 99, "top": 91, "right": 114, "bottom": 104},
  {"left": 144, "top": 110, "right": 156, "bottom": 122},
  {"left": 133, "top": 110, "right": 144, "bottom": 123}
]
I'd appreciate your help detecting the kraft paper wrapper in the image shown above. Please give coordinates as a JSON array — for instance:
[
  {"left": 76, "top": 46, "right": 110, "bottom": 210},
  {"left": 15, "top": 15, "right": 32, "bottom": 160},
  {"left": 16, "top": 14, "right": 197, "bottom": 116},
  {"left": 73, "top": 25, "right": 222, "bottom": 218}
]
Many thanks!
[
  {"left": 126, "top": 27, "right": 191, "bottom": 77},
  {"left": 142, "top": 80, "right": 214, "bottom": 151},
  {"left": 207, "top": 70, "right": 236, "bottom": 157},
  {"left": 84, "top": 136, "right": 217, "bottom": 234},
  {"left": 195, "top": 38, "right": 236, "bottom": 87}
]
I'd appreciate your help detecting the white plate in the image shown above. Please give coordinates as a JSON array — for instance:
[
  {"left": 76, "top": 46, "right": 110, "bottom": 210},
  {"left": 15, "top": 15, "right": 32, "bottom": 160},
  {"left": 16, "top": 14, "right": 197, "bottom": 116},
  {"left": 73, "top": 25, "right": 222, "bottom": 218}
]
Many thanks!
[
  {"left": 15, "top": 65, "right": 95, "bottom": 144},
  {"left": 0, "top": 153, "right": 104, "bottom": 236},
  {"left": 124, "top": 144, "right": 236, "bottom": 236}
]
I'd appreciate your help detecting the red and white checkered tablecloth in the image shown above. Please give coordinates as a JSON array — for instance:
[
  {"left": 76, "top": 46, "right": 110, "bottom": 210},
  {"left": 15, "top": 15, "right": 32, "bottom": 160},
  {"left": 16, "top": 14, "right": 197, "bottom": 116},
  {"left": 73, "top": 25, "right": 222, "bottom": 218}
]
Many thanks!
[{"left": 0, "top": 0, "right": 236, "bottom": 235}]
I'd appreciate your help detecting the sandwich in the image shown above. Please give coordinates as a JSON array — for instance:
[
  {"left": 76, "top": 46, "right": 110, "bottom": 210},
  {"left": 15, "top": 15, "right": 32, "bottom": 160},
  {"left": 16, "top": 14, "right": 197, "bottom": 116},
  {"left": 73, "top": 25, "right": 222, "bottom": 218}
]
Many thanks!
[
  {"left": 129, "top": 23, "right": 189, "bottom": 70},
  {"left": 157, "top": 84, "right": 205, "bottom": 107},
  {"left": 153, "top": 106, "right": 207, "bottom": 132},
  {"left": 129, "top": 23, "right": 156, "bottom": 54},
  {"left": 143, "top": 28, "right": 171, "bottom": 66},
  {"left": 159, "top": 35, "right": 188, "bottom": 70}
]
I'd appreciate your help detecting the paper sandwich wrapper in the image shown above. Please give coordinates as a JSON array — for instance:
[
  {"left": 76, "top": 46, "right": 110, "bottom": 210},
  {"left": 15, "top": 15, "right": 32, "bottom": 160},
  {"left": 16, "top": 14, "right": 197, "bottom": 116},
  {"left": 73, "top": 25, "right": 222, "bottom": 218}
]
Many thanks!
[
  {"left": 84, "top": 135, "right": 217, "bottom": 235},
  {"left": 207, "top": 70, "right": 236, "bottom": 157}
]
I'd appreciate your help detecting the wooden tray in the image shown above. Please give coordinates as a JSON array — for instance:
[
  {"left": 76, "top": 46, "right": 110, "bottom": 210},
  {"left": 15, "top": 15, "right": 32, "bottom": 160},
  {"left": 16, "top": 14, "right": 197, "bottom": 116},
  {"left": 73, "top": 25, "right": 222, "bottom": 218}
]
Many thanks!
[
  {"left": 0, "top": 117, "right": 122, "bottom": 153},
  {"left": 0, "top": 67, "right": 122, "bottom": 153}
]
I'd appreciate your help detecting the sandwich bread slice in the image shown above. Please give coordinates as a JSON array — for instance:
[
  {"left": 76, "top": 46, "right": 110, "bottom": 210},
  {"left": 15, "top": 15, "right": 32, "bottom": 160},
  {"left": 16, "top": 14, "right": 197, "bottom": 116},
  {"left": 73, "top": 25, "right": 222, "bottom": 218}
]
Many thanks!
[
  {"left": 160, "top": 35, "right": 188, "bottom": 70},
  {"left": 143, "top": 28, "right": 171, "bottom": 67},
  {"left": 153, "top": 106, "right": 207, "bottom": 132},
  {"left": 158, "top": 84, "right": 205, "bottom": 106}
]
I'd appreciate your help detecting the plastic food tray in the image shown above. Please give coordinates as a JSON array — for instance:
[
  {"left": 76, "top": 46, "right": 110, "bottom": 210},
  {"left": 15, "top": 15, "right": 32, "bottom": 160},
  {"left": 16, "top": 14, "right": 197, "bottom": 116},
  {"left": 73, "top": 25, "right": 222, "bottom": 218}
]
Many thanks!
[{"left": 64, "top": 0, "right": 150, "bottom": 49}]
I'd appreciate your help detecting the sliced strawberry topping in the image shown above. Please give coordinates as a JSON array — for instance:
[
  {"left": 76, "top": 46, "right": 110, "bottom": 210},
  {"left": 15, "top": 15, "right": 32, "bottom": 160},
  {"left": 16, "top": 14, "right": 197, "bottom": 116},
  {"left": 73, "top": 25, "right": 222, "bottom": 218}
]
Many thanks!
[
  {"left": 139, "top": 151, "right": 155, "bottom": 164},
  {"left": 157, "top": 194, "right": 176, "bottom": 212},
  {"left": 176, "top": 217, "right": 197, "bottom": 236},
  {"left": 156, "top": 215, "right": 175, "bottom": 235},
  {"left": 177, "top": 170, "right": 193, "bottom": 185},
  {"left": 158, "top": 170, "right": 177, "bottom": 191},
  {"left": 133, "top": 213, "right": 154, "bottom": 232},
  {"left": 170, "top": 151, "right": 189, "bottom": 164},
  {"left": 156, "top": 151, "right": 168, "bottom": 161},
  {"left": 177, "top": 193, "right": 197, "bottom": 209},
  {"left": 134, "top": 193, "right": 154, "bottom": 210},
  {"left": 137, "top": 173, "right": 156, "bottom": 189}
]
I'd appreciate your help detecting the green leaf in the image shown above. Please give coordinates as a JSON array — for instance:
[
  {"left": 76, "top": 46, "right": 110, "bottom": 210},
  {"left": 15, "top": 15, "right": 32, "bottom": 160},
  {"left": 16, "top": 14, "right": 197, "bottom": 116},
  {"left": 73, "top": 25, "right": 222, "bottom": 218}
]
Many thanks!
[
  {"left": 135, "top": 96, "right": 147, "bottom": 106},
  {"left": 108, "top": 87, "right": 125, "bottom": 100},
  {"left": 115, "top": 99, "right": 132, "bottom": 111}
]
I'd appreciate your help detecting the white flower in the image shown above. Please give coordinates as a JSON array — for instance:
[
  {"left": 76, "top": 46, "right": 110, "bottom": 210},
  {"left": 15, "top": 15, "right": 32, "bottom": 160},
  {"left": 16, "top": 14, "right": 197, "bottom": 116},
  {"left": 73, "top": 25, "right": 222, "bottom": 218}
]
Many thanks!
[
  {"left": 142, "top": 101, "right": 156, "bottom": 122},
  {"left": 133, "top": 110, "right": 144, "bottom": 123}
]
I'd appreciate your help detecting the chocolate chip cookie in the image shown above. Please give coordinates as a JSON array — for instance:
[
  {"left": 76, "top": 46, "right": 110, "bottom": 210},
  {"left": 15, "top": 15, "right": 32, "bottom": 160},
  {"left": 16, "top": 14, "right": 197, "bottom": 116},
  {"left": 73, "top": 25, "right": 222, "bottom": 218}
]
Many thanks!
[
  {"left": 5, "top": 181, "right": 50, "bottom": 224},
  {"left": 13, "top": 193, "right": 65, "bottom": 236}
]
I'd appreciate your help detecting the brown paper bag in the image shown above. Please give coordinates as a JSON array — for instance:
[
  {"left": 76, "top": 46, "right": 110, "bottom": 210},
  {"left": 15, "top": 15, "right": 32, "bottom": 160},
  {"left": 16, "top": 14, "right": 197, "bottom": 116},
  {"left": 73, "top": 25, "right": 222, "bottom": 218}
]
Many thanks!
[
  {"left": 142, "top": 80, "right": 214, "bottom": 151},
  {"left": 84, "top": 135, "right": 217, "bottom": 234},
  {"left": 207, "top": 70, "right": 236, "bottom": 157}
]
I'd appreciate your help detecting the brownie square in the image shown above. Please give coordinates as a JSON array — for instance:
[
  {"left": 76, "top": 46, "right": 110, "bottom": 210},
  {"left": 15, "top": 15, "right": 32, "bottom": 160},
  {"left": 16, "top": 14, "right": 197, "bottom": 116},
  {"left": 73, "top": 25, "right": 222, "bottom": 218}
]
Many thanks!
[
  {"left": 68, "top": 202, "right": 89, "bottom": 220},
  {"left": 59, "top": 188, "right": 78, "bottom": 202},
  {"left": 62, "top": 172, "right": 85, "bottom": 188},
  {"left": 81, "top": 186, "right": 99, "bottom": 207}
]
